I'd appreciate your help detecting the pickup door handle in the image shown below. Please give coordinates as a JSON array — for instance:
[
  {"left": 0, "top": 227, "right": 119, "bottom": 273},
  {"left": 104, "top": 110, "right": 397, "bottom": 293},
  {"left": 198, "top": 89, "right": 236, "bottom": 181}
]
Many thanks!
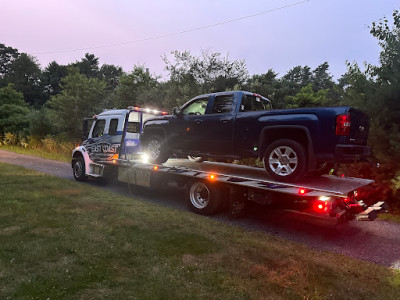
[
  {"left": 194, "top": 119, "right": 203, "bottom": 124},
  {"left": 220, "top": 117, "right": 233, "bottom": 123}
]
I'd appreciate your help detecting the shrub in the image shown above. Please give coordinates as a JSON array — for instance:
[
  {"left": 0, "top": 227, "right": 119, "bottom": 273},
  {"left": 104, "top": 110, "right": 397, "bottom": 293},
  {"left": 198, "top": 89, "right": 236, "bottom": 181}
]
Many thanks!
[
  {"left": 3, "top": 132, "right": 17, "bottom": 145},
  {"left": 41, "top": 135, "right": 58, "bottom": 152},
  {"left": 337, "top": 162, "right": 398, "bottom": 209}
]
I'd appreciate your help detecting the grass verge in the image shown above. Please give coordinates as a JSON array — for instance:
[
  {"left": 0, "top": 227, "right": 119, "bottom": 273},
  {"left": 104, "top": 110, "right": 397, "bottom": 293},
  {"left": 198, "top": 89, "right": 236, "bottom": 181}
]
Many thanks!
[
  {"left": 379, "top": 212, "right": 400, "bottom": 223},
  {"left": 0, "top": 162, "right": 399, "bottom": 299},
  {"left": 0, "top": 145, "right": 70, "bottom": 162}
]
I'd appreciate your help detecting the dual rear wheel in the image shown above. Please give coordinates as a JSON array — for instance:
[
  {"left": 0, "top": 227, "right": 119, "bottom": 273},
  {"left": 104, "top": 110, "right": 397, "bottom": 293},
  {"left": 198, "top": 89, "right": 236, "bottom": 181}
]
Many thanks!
[{"left": 186, "top": 181, "right": 222, "bottom": 215}]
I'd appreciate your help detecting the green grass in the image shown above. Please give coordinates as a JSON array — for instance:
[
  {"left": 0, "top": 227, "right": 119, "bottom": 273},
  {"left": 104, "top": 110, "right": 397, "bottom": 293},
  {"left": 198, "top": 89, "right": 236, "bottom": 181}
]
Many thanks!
[
  {"left": 0, "top": 163, "right": 400, "bottom": 299},
  {"left": 379, "top": 212, "right": 400, "bottom": 223},
  {"left": 0, "top": 145, "right": 71, "bottom": 162}
]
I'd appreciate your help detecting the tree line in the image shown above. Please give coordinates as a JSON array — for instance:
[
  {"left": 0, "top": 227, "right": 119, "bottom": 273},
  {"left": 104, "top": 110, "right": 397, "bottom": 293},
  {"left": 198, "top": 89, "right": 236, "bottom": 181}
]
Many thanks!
[{"left": 1, "top": 10, "right": 400, "bottom": 207}]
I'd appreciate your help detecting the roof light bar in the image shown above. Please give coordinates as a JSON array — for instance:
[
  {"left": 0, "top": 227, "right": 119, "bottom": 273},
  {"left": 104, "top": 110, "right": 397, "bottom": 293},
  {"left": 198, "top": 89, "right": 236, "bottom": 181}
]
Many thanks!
[{"left": 127, "top": 106, "right": 168, "bottom": 115}]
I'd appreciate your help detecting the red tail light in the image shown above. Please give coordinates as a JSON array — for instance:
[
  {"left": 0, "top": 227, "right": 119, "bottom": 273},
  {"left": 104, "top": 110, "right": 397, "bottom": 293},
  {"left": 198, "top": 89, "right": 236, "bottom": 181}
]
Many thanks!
[
  {"left": 335, "top": 113, "right": 351, "bottom": 136},
  {"left": 313, "top": 196, "right": 330, "bottom": 213},
  {"left": 298, "top": 188, "right": 307, "bottom": 195}
]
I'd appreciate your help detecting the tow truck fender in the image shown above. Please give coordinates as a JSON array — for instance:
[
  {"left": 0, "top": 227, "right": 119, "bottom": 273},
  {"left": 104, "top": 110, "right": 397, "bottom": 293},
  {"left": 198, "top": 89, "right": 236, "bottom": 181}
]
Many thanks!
[{"left": 72, "top": 146, "right": 92, "bottom": 175}]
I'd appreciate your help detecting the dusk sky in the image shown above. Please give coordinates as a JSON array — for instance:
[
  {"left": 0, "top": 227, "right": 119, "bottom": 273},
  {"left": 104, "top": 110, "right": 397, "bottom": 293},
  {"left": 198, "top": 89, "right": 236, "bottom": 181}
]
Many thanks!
[{"left": 2, "top": 0, "right": 399, "bottom": 80}]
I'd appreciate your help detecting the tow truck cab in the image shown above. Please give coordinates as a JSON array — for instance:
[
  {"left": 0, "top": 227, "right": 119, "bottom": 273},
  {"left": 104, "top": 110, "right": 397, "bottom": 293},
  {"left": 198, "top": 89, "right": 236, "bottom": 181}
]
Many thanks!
[{"left": 72, "top": 107, "right": 167, "bottom": 180}]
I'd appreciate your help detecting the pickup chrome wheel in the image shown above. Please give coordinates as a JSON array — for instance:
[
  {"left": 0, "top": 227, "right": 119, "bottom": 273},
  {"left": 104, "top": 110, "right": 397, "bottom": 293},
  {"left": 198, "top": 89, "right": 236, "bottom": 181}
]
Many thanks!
[
  {"left": 263, "top": 139, "right": 306, "bottom": 182},
  {"left": 269, "top": 146, "right": 298, "bottom": 175},
  {"left": 186, "top": 181, "right": 222, "bottom": 215},
  {"left": 146, "top": 135, "right": 169, "bottom": 164}
]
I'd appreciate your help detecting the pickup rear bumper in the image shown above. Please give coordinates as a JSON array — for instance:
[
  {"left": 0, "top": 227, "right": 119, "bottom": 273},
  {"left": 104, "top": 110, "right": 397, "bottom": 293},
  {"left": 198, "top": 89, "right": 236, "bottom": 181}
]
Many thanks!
[{"left": 335, "top": 144, "right": 371, "bottom": 162}]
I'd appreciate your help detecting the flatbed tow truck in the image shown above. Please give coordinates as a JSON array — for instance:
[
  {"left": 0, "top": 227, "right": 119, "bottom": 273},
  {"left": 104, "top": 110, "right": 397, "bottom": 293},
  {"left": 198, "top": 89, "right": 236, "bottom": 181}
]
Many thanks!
[{"left": 72, "top": 106, "right": 387, "bottom": 224}]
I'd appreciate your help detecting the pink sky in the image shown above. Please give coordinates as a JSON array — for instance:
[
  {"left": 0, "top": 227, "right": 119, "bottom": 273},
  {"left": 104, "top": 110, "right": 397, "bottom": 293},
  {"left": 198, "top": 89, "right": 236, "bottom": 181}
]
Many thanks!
[{"left": 2, "top": 0, "right": 399, "bottom": 79}]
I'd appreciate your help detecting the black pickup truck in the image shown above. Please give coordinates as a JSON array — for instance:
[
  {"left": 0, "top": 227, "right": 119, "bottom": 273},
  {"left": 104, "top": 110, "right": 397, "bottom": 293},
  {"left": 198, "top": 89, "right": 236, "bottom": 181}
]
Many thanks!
[{"left": 141, "top": 91, "right": 370, "bottom": 182}]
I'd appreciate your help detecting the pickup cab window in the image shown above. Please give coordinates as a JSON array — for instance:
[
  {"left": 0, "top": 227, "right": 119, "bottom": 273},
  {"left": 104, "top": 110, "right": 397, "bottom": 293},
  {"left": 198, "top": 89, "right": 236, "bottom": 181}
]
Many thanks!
[
  {"left": 240, "top": 94, "right": 271, "bottom": 112},
  {"left": 182, "top": 98, "right": 208, "bottom": 115},
  {"left": 212, "top": 95, "right": 234, "bottom": 114}
]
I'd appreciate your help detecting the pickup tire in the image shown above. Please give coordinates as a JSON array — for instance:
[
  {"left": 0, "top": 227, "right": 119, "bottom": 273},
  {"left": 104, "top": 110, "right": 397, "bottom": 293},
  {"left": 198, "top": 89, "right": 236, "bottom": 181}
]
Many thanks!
[
  {"left": 263, "top": 139, "right": 306, "bottom": 182},
  {"left": 73, "top": 156, "right": 88, "bottom": 182},
  {"left": 145, "top": 135, "right": 169, "bottom": 164},
  {"left": 186, "top": 180, "right": 222, "bottom": 215}
]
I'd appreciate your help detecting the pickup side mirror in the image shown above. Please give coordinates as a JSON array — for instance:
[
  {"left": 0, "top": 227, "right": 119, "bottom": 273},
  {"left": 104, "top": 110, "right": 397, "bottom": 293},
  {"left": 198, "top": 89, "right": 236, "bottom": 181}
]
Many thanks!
[{"left": 173, "top": 107, "right": 181, "bottom": 116}]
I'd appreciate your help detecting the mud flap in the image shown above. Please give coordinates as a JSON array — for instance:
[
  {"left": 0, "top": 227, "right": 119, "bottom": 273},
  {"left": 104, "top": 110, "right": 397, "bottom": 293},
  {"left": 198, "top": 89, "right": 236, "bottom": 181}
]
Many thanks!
[{"left": 229, "top": 186, "right": 247, "bottom": 219}]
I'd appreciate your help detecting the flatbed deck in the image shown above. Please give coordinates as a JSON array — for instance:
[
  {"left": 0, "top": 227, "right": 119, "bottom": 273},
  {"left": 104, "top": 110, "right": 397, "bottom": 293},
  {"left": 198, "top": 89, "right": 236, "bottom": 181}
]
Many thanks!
[{"left": 163, "top": 159, "right": 373, "bottom": 197}]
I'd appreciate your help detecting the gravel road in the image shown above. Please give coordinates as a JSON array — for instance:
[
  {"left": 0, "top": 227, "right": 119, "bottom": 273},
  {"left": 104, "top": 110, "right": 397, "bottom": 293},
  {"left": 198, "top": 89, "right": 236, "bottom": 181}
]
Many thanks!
[{"left": 1, "top": 149, "right": 399, "bottom": 269}]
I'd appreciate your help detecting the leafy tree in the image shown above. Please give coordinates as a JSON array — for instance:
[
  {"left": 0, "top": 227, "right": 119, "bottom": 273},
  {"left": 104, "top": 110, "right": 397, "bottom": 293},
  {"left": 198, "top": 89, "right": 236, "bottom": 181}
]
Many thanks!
[
  {"left": 71, "top": 53, "right": 100, "bottom": 78},
  {"left": 47, "top": 67, "right": 106, "bottom": 139},
  {"left": 98, "top": 64, "right": 124, "bottom": 90},
  {"left": 311, "top": 62, "right": 340, "bottom": 106},
  {"left": 285, "top": 84, "right": 328, "bottom": 108},
  {"left": 279, "top": 63, "right": 339, "bottom": 107},
  {"left": 342, "top": 10, "right": 400, "bottom": 164},
  {"left": 368, "top": 10, "right": 400, "bottom": 163},
  {"left": 136, "top": 84, "right": 168, "bottom": 111},
  {"left": 281, "top": 65, "right": 312, "bottom": 95},
  {"left": 0, "top": 84, "right": 30, "bottom": 136},
  {"left": 311, "top": 62, "right": 334, "bottom": 91},
  {"left": 0, "top": 43, "right": 19, "bottom": 83},
  {"left": 28, "top": 108, "right": 54, "bottom": 139},
  {"left": 337, "top": 10, "right": 400, "bottom": 208},
  {"left": 245, "top": 70, "right": 284, "bottom": 108},
  {"left": 6, "top": 53, "right": 44, "bottom": 107},
  {"left": 110, "top": 66, "right": 158, "bottom": 108},
  {"left": 163, "top": 50, "right": 248, "bottom": 95},
  {"left": 42, "top": 61, "right": 68, "bottom": 99}
]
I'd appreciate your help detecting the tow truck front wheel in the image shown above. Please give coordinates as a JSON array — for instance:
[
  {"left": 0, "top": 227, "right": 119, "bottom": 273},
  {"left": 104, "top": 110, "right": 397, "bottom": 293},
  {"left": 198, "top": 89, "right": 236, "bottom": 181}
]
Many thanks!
[
  {"left": 263, "top": 139, "right": 306, "bottom": 182},
  {"left": 186, "top": 181, "right": 222, "bottom": 215},
  {"left": 145, "top": 135, "right": 169, "bottom": 164},
  {"left": 73, "top": 156, "right": 88, "bottom": 182}
]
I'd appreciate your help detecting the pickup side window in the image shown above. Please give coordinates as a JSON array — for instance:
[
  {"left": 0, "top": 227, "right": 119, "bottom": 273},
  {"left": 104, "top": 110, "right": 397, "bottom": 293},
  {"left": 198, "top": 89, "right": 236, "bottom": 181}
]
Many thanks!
[
  {"left": 92, "top": 119, "right": 106, "bottom": 138},
  {"left": 240, "top": 94, "right": 271, "bottom": 112},
  {"left": 182, "top": 98, "right": 208, "bottom": 115},
  {"left": 212, "top": 95, "right": 234, "bottom": 114},
  {"left": 109, "top": 119, "right": 119, "bottom": 135}
]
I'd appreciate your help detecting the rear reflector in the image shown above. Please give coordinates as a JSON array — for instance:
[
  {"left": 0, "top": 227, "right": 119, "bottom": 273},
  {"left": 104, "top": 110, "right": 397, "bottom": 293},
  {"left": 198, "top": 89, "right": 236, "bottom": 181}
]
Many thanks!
[{"left": 336, "top": 113, "right": 351, "bottom": 136}]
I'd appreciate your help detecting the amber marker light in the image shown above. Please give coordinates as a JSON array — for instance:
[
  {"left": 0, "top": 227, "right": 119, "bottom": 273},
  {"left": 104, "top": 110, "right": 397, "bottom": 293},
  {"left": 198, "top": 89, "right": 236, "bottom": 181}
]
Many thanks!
[
  {"left": 153, "top": 165, "right": 159, "bottom": 171},
  {"left": 208, "top": 174, "right": 217, "bottom": 180}
]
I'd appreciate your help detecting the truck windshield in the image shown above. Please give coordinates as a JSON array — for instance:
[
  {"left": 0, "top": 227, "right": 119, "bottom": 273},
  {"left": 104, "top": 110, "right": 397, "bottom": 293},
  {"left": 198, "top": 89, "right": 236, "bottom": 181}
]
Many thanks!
[{"left": 240, "top": 94, "right": 271, "bottom": 112}]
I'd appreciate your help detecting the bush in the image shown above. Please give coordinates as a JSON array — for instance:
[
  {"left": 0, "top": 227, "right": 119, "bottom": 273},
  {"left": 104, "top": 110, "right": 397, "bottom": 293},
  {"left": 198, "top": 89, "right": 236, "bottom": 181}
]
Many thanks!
[
  {"left": 3, "top": 132, "right": 17, "bottom": 145},
  {"left": 337, "top": 162, "right": 398, "bottom": 209}
]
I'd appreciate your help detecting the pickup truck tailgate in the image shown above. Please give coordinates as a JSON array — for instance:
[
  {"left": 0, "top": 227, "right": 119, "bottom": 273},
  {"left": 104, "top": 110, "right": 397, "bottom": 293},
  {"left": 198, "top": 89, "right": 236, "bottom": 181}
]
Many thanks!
[{"left": 349, "top": 108, "right": 369, "bottom": 145}]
